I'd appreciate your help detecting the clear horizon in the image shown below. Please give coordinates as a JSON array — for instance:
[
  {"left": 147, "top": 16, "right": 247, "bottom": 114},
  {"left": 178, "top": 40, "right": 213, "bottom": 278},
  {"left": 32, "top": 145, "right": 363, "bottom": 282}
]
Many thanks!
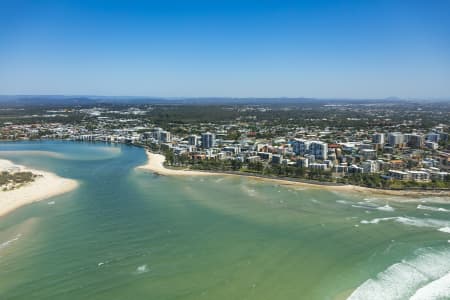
[
  {"left": 1, "top": 94, "right": 450, "bottom": 101},
  {"left": 1, "top": 0, "right": 450, "bottom": 98}
]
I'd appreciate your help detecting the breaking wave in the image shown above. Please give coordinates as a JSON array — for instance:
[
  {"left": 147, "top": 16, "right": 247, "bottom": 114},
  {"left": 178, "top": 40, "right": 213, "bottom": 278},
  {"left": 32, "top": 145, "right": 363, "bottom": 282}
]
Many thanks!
[
  {"left": 360, "top": 216, "right": 450, "bottom": 232},
  {"left": 417, "top": 205, "right": 449, "bottom": 212},
  {"left": 135, "top": 264, "right": 149, "bottom": 274},
  {"left": 377, "top": 204, "right": 395, "bottom": 212},
  {"left": 438, "top": 227, "right": 450, "bottom": 234},
  {"left": 347, "top": 247, "right": 450, "bottom": 300},
  {"left": 410, "top": 272, "right": 450, "bottom": 300},
  {"left": 346, "top": 200, "right": 395, "bottom": 212}
]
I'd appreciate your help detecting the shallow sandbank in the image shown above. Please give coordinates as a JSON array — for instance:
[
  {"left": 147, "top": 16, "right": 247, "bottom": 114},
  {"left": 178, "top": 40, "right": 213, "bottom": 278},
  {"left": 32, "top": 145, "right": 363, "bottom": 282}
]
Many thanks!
[{"left": 0, "top": 159, "right": 78, "bottom": 217}]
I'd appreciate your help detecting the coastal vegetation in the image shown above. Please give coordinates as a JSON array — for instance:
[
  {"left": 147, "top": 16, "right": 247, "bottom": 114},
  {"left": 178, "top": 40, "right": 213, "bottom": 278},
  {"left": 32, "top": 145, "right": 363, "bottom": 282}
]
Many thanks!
[
  {"left": 162, "top": 152, "right": 450, "bottom": 191},
  {"left": 0, "top": 171, "right": 38, "bottom": 191}
]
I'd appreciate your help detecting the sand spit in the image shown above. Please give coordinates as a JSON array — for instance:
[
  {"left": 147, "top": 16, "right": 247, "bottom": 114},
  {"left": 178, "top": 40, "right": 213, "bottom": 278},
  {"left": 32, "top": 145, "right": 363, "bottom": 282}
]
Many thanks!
[
  {"left": 137, "top": 151, "right": 223, "bottom": 176},
  {"left": 0, "top": 159, "right": 78, "bottom": 217}
]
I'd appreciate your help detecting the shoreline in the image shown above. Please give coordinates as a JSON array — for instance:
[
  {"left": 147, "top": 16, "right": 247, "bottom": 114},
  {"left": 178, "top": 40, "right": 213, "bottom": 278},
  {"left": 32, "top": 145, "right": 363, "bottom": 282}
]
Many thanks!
[
  {"left": 0, "top": 159, "right": 79, "bottom": 217},
  {"left": 136, "top": 151, "right": 226, "bottom": 176},
  {"left": 137, "top": 150, "right": 450, "bottom": 198}
]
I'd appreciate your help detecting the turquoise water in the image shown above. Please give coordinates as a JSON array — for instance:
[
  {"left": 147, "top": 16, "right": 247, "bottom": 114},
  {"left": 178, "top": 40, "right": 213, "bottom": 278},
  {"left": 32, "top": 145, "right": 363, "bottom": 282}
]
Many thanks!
[{"left": 1, "top": 141, "right": 450, "bottom": 300}]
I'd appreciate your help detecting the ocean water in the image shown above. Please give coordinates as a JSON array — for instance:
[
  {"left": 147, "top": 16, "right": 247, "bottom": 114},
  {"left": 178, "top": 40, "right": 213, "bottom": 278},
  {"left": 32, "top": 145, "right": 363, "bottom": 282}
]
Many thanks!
[{"left": 1, "top": 141, "right": 450, "bottom": 300}]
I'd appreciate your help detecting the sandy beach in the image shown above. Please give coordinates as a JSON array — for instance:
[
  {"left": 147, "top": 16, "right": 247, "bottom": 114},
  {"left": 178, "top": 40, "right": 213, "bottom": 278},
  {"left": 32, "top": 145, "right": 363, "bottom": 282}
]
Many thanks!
[
  {"left": 0, "top": 159, "right": 78, "bottom": 217},
  {"left": 137, "top": 150, "right": 450, "bottom": 199},
  {"left": 137, "top": 151, "right": 224, "bottom": 176}
]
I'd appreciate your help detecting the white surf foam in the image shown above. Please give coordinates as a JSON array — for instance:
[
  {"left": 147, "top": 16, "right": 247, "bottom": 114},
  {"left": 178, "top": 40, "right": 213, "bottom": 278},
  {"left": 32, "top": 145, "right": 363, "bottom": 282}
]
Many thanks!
[
  {"left": 360, "top": 216, "right": 450, "bottom": 229},
  {"left": 350, "top": 201, "right": 394, "bottom": 212},
  {"left": 352, "top": 204, "right": 377, "bottom": 210},
  {"left": 135, "top": 264, "right": 149, "bottom": 274},
  {"left": 336, "top": 200, "right": 349, "bottom": 204},
  {"left": 347, "top": 248, "right": 450, "bottom": 300},
  {"left": 417, "top": 204, "right": 449, "bottom": 212},
  {"left": 438, "top": 227, "right": 450, "bottom": 234},
  {"left": 395, "top": 217, "right": 450, "bottom": 229},
  {"left": 377, "top": 204, "right": 395, "bottom": 212},
  {"left": 0, "top": 234, "right": 21, "bottom": 251},
  {"left": 417, "top": 197, "right": 450, "bottom": 203},
  {"left": 348, "top": 262, "right": 428, "bottom": 300},
  {"left": 410, "top": 272, "right": 450, "bottom": 300},
  {"left": 358, "top": 201, "right": 379, "bottom": 207},
  {"left": 360, "top": 217, "right": 398, "bottom": 224}
]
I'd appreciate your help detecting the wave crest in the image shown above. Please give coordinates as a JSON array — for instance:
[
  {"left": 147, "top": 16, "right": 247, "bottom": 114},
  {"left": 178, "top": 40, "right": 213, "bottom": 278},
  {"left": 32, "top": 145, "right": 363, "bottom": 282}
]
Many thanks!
[{"left": 347, "top": 248, "right": 450, "bottom": 300}]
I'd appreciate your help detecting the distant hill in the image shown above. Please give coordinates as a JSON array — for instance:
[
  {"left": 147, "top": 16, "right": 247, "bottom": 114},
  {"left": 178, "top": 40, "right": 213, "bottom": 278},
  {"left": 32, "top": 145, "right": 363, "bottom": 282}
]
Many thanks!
[{"left": 0, "top": 95, "right": 420, "bottom": 107}]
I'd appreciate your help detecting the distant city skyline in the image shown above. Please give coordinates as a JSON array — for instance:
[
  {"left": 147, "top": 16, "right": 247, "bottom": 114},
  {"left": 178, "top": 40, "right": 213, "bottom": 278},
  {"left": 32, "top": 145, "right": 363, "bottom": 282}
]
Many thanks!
[{"left": 1, "top": 0, "right": 450, "bottom": 98}]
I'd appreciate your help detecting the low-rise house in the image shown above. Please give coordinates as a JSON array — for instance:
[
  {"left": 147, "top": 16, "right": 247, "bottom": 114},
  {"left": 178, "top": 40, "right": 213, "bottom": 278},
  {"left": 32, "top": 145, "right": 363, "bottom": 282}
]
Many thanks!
[
  {"left": 360, "top": 149, "right": 377, "bottom": 160},
  {"left": 407, "top": 170, "right": 430, "bottom": 182},
  {"left": 272, "top": 154, "right": 282, "bottom": 164},
  {"left": 388, "top": 170, "right": 409, "bottom": 181},
  {"left": 309, "top": 163, "right": 328, "bottom": 170}
]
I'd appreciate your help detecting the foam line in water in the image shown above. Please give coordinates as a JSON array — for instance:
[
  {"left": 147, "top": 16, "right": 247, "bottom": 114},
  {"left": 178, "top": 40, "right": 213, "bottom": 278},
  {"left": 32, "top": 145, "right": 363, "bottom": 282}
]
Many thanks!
[
  {"left": 357, "top": 201, "right": 378, "bottom": 206},
  {"left": 360, "top": 216, "right": 450, "bottom": 229},
  {"left": 417, "top": 205, "right": 449, "bottom": 212},
  {"left": 347, "top": 201, "right": 394, "bottom": 212},
  {"left": 409, "top": 272, "right": 450, "bottom": 300},
  {"left": 352, "top": 204, "right": 377, "bottom": 210},
  {"left": 376, "top": 204, "right": 395, "bottom": 212},
  {"left": 438, "top": 227, "right": 450, "bottom": 234},
  {"left": 347, "top": 263, "right": 428, "bottom": 300},
  {"left": 347, "top": 248, "right": 450, "bottom": 300},
  {"left": 360, "top": 217, "right": 398, "bottom": 224},
  {"left": 135, "top": 264, "right": 149, "bottom": 274},
  {"left": 0, "top": 234, "right": 21, "bottom": 251},
  {"left": 336, "top": 200, "right": 349, "bottom": 204}
]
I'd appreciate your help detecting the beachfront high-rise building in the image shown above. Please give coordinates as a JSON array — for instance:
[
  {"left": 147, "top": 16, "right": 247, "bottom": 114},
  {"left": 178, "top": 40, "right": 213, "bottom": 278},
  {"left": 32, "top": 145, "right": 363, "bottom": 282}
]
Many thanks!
[
  {"left": 405, "top": 133, "right": 424, "bottom": 148},
  {"left": 152, "top": 127, "right": 171, "bottom": 143},
  {"left": 292, "top": 139, "right": 311, "bottom": 156},
  {"left": 296, "top": 157, "right": 309, "bottom": 168},
  {"left": 360, "top": 149, "right": 377, "bottom": 161},
  {"left": 388, "top": 132, "right": 404, "bottom": 147},
  {"left": 188, "top": 135, "right": 198, "bottom": 146},
  {"left": 309, "top": 141, "right": 328, "bottom": 160},
  {"left": 152, "top": 127, "right": 163, "bottom": 141},
  {"left": 426, "top": 133, "right": 440, "bottom": 143},
  {"left": 160, "top": 131, "right": 171, "bottom": 143},
  {"left": 372, "top": 133, "right": 385, "bottom": 145},
  {"left": 201, "top": 132, "right": 215, "bottom": 149},
  {"left": 292, "top": 139, "right": 327, "bottom": 160}
]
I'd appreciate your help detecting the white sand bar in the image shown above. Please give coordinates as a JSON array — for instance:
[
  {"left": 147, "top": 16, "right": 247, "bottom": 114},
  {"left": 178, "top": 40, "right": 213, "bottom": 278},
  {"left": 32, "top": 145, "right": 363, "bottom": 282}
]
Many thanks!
[
  {"left": 137, "top": 150, "right": 222, "bottom": 176},
  {"left": 0, "top": 159, "right": 78, "bottom": 217}
]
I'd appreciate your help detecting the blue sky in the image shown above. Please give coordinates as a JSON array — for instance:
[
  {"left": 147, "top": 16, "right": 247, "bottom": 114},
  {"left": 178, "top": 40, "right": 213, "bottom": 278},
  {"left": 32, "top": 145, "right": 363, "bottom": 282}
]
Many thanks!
[{"left": 1, "top": 0, "right": 449, "bottom": 98}]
